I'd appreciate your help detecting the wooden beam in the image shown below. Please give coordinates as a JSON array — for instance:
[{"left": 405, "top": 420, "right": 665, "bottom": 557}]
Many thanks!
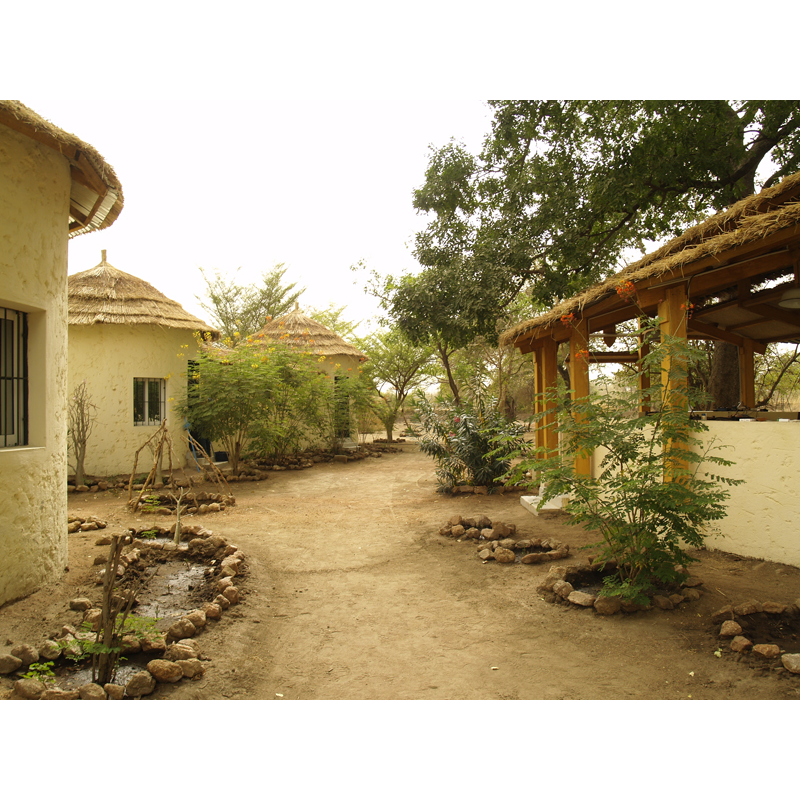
[
  {"left": 680, "top": 248, "right": 796, "bottom": 297},
  {"left": 74, "top": 150, "right": 110, "bottom": 197},
  {"left": 658, "top": 285, "right": 688, "bottom": 477},
  {"left": 742, "top": 303, "right": 800, "bottom": 330},
  {"left": 638, "top": 329, "right": 651, "bottom": 414},
  {"left": 688, "top": 319, "right": 767, "bottom": 355}
]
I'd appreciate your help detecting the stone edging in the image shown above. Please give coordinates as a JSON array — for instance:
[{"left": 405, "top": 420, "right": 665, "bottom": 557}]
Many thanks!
[
  {"left": 711, "top": 602, "right": 800, "bottom": 675},
  {"left": 438, "top": 515, "right": 570, "bottom": 565},
  {"left": 0, "top": 528, "right": 245, "bottom": 700},
  {"left": 536, "top": 562, "right": 704, "bottom": 615}
]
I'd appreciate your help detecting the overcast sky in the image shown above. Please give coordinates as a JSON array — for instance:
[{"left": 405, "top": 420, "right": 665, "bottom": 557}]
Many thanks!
[
  {"left": 12, "top": 4, "right": 773, "bottom": 340},
  {"left": 24, "top": 96, "right": 493, "bottom": 334}
]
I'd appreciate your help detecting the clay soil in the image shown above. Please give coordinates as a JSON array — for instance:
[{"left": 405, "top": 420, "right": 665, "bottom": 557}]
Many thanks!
[{"left": 3, "top": 442, "right": 800, "bottom": 701}]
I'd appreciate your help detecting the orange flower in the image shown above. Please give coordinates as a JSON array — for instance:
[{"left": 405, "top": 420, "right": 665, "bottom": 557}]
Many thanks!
[
  {"left": 574, "top": 348, "right": 590, "bottom": 364},
  {"left": 616, "top": 280, "right": 637, "bottom": 303},
  {"left": 560, "top": 312, "right": 576, "bottom": 326}
]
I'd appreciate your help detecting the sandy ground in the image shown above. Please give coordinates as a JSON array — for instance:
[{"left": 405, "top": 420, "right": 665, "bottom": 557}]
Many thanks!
[{"left": 3, "top": 442, "right": 800, "bottom": 701}]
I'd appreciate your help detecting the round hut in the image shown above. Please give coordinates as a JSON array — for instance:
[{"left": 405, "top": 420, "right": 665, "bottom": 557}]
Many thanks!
[
  {"left": 250, "top": 304, "right": 366, "bottom": 369},
  {"left": 0, "top": 101, "right": 123, "bottom": 605},
  {"left": 250, "top": 305, "right": 367, "bottom": 447},
  {"left": 68, "top": 251, "right": 218, "bottom": 476}
]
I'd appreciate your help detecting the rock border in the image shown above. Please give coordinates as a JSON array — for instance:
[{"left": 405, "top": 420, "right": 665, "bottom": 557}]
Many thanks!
[
  {"left": 711, "top": 600, "right": 800, "bottom": 675},
  {"left": 536, "top": 562, "right": 704, "bottom": 615},
  {"left": 1, "top": 528, "right": 246, "bottom": 700},
  {"left": 438, "top": 515, "right": 570, "bottom": 565}
]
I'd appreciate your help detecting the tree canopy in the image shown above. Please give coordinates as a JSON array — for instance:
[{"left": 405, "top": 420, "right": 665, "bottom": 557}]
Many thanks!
[
  {"left": 410, "top": 100, "right": 800, "bottom": 316},
  {"left": 197, "top": 264, "right": 305, "bottom": 344}
]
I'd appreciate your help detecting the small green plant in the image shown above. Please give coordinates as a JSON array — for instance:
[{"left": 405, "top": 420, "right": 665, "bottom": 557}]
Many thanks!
[
  {"left": 139, "top": 529, "right": 158, "bottom": 540},
  {"left": 413, "top": 383, "right": 526, "bottom": 493},
  {"left": 122, "top": 615, "right": 161, "bottom": 640},
  {"left": 506, "top": 314, "right": 742, "bottom": 604},
  {"left": 21, "top": 661, "right": 56, "bottom": 684}
]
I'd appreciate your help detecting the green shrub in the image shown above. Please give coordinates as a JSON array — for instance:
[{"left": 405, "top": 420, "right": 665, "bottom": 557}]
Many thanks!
[
  {"left": 505, "top": 317, "right": 741, "bottom": 603},
  {"left": 414, "top": 387, "right": 525, "bottom": 492}
]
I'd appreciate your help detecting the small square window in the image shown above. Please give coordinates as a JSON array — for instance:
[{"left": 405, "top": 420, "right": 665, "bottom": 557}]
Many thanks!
[
  {"left": 0, "top": 307, "right": 28, "bottom": 447},
  {"left": 133, "top": 378, "right": 166, "bottom": 426}
]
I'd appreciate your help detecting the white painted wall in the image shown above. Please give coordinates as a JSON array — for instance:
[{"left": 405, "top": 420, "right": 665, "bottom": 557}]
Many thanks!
[
  {"left": 584, "top": 421, "right": 800, "bottom": 568},
  {"left": 694, "top": 421, "right": 800, "bottom": 567},
  {"left": 0, "top": 127, "right": 70, "bottom": 606},
  {"left": 68, "top": 324, "right": 204, "bottom": 477}
]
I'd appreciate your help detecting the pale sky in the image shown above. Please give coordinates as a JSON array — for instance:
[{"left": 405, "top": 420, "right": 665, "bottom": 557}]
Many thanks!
[
  {"left": 28, "top": 96, "right": 494, "bottom": 334},
  {"left": 10, "top": 4, "right": 760, "bottom": 342}
]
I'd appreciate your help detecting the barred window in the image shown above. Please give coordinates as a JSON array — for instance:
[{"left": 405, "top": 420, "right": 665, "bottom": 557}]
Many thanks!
[
  {"left": 133, "top": 378, "right": 166, "bottom": 426},
  {"left": 0, "top": 307, "right": 28, "bottom": 447}
]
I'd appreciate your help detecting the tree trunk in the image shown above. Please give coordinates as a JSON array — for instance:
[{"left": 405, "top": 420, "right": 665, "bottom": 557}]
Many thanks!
[
  {"left": 436, "top": 340, "right": 460, "bottom": 405},
  {"left": 709, "top": 341, "right": 740, "bottom": 408}
]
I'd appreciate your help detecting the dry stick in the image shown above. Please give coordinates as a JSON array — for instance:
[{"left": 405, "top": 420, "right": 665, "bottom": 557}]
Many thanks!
[
  {"left": 127, "top": 421, "right": 168, "bottom": 508},
  {"left": 184, "top": 433, "right": 233, "bottom": 499},
  {"left": 96, "top": 533, "right": 129, "bottom": 684}
]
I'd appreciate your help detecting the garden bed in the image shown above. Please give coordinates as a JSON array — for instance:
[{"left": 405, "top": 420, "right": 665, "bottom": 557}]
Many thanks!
[{"left": 1, "top": 525, "right": 246, "bottom": 700}]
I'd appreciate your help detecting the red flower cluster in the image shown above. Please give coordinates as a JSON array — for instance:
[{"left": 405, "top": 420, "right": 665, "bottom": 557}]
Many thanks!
[
  {"left": 680, "top": 301, "right": 695, "bottom": 319},
  {"left": 560, "top": 312, "right": 576, "bottom": 326},
  {"left": 574, "top": 348, "right": 590, "bottom": 364},
  {"left": 616, "top": 280, "right": 637, "bottom": 303}
]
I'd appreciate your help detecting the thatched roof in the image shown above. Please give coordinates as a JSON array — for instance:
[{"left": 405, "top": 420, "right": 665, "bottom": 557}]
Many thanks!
[
  {"left": 0, "top": 100, "right": 124, "bottom": 237},
  {"left": 501, "top": 170, "right": 800, "bottom": 347},
  {"left": 68, "top": 251, "right": 218, "bottom": 336},
  {"left": 249, "top": 305, "right": 367, "bottom": 361}
]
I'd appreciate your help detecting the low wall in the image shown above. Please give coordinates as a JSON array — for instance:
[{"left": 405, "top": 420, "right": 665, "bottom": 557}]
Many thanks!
[
  {"left": 587, "top": 420, "right": 800, "bottom": 568},
  {"left": 693, "top": 421, "right": 800, "bottom": 568}
]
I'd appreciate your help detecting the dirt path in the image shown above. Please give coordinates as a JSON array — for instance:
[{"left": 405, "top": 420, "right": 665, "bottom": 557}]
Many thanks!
[{"left": 3, "top": 444, "right": 800, "bottom": 700}]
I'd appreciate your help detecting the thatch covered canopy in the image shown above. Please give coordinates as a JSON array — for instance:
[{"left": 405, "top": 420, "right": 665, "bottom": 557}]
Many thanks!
[
  {"left": 0, "top": 100, "right": 124, "bottom": 237},
  {"left": 68, "top": 251, "right": 218, "bottom": 336},
  {"left": 249, "top": 305, "right": 366, "bottom": 361},
  {"left": 501, "top": 170, "right": 800, "bottom": 352}
]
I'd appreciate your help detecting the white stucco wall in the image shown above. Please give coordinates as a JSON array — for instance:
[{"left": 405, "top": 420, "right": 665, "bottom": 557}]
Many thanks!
[
  {"left": 694, "top": 421, "right": 800, "bottom": 567},
  {"left": 585, "top": 421, "right": 800, "bottom": 568},
  {"left": 68, "top": 325, "right": 203, "bottom": 477},
  {"left": 0, "top": 127, "right": 70, "bottom": 606}
]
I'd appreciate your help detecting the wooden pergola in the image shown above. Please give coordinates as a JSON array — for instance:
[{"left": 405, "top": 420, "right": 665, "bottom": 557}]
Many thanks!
[{"left": 500, "top": 171, "right": 800, "bottom": 475}]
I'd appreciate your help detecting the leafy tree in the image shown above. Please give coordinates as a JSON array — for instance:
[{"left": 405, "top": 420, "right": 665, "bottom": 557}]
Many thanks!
[
  {"left": 307, "top": 302, "right": 360, "bottom": 339},
  {"left": 357, "top": 327, "right": 436, "bottom": 440},
  {"left": 755, "top": 344, "right": 800, "bottom": 408},
  {"left": 197, "top": 264, "right": 305, "bottom": 344},
  {"left": 411, "top": 101, "right": 800, "bottom": 405},
  {"left": 360, "top": 266, "right": 484, "bottom": 405}
]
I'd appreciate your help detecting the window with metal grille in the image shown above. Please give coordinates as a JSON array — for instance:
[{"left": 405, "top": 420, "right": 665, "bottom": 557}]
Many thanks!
[
  {"left": 133, "top": 378, "right": 166, "bottom": 426},
  {"left": 0, "top": 307, "right": 28, "bottom": 447}
]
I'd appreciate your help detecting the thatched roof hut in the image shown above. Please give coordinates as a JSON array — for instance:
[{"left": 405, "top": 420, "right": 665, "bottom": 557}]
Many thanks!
[
  {"left": 501, "top": 170, "right": 800, "bottom": 348},
  {"left": 250, "top": 305, "right": 366, "bottom": 361},
  {"left": 0, "top": 100, "right": 124, "bottom": 237},
  {"left": 68, "top": 251, "right": 218, "bottom": 336}
]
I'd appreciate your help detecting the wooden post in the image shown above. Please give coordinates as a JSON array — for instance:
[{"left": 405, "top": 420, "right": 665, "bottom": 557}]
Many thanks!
[
  {"left": 534, "top": 338, "right": 559, "bottom": 457},
  {"left": 658, "top": 285, "right": 689, "bottom": 479},
  {"left": 638, "top": 323, "right": 651, "bottom": 415},
  {"left": 569, "top": 318, "right": 591, "bottom": 476}
]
